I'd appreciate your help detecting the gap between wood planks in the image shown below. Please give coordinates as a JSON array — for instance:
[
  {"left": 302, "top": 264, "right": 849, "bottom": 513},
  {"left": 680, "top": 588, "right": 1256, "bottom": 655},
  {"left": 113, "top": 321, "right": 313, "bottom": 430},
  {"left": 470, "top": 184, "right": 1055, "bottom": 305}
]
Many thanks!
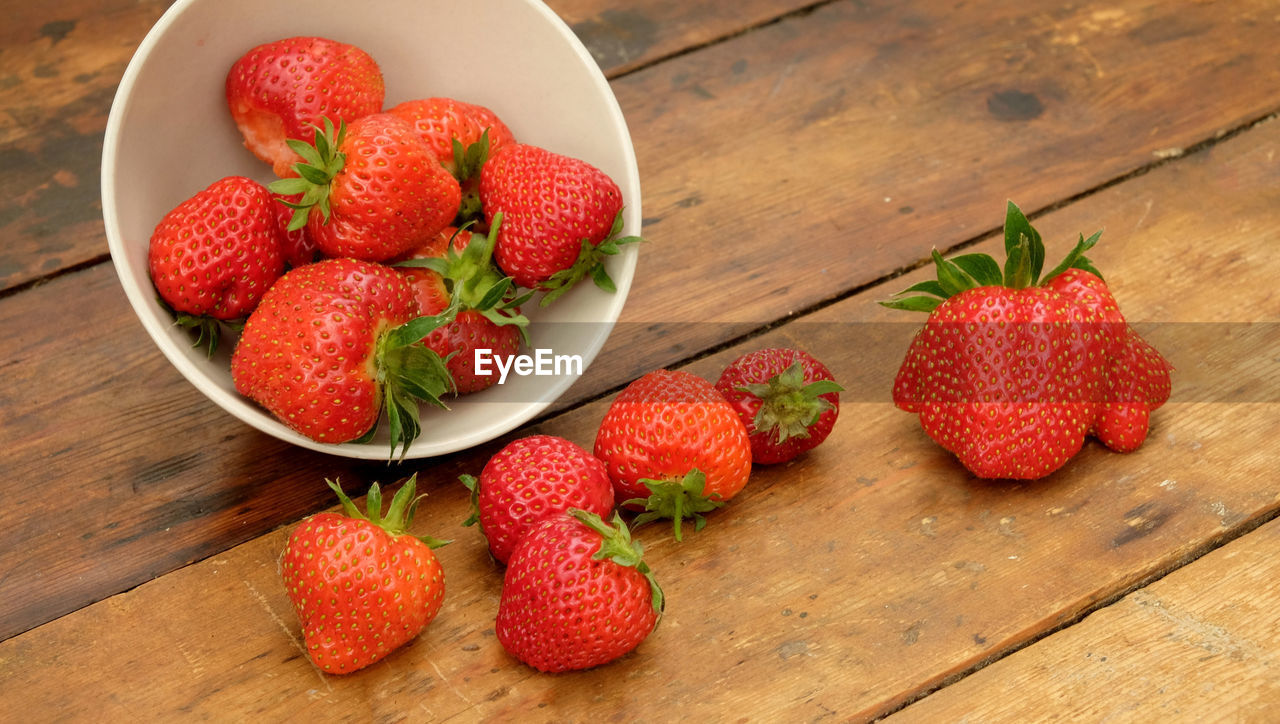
[{"left": 871, "top": 504, "right": 1280, "bottom": 721}]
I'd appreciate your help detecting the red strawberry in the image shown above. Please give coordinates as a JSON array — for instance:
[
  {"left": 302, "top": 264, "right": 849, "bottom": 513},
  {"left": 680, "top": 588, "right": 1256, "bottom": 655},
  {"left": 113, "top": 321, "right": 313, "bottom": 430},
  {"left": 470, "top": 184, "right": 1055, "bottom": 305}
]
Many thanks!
[
  {"left": 226, "top": 36, "right": 384, "bottom": 177},
  {"left": 884, "top": 202, "right": 1128, "bottom": 479},
  {"left": 495, "top": 509, "right": 661, "bottom": 672},
  {"left": 148, "top": 175, "right": 285, "bottom": 353},
  {"left": 593, "top": 369, "right": 752, "bottom": 540},
  {"left": 270, "top": 115, "right": 461, "bottom": 262},
  {"left": 230, "top": 258, "right": 454, "bottom": 457},
  {"left": 272, "top": 192, "right": 319, "bottom": 268},
  {"left": 715, "top": 348, "right": 844, "bottom": 464},
  {"left": 479, "top": 143, "right": 640, "bottom": 303},
  {"left": 386, "top": 97, "right": 516, "bottom": 175},
  {"left": 460, "top": 434, "right": 614, "bottom": 564},
  {"left": 281, "top": 476, "right": 446, "bottom": 674},
  {"left": 1044, "top": 268, "right": 1172, "bottom": 452},
  {"left": 397, "top": 219, "right": 529, "bottom": 394},
  {"left": 387, "top": 98, "right": 517, "bottom": 225}
]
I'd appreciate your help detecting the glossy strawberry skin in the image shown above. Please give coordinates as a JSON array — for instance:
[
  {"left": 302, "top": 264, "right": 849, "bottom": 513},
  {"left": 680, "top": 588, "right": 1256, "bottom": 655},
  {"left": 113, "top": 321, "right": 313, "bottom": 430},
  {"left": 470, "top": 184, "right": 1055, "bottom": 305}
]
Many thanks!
[
  {"left": 148, "top": 176, "right": 285, "bottom": 320},
  {"left": 893, "top": 286, "right": 1111, "bottom": 479},
  {"left": 467, "top": 435, "right": 614, "bottom": 564},
  {"left": 495, "top": 513, "right": 658, "bottom": 672},
  {"left": 230, "top": 258, "right": 418, "bottom": 443},
  {"left": 480, "top": 143, "right": 623, "bottom": 289},
  {"left": 386, "top": 97, "right": 516, "bottom": 173},
  {"left": 716, "top": 348, "right": 842, "bottom": 464},
  {"left": 424, "top": 310, "right": 521, "bottom": 394},
  {"left": 398, "top": 228, "right": 522, "bottom": 394},
  {"left": 226, "top": 36, "right": 384, "bottom": 177},
  {"left": 1044, "top": 268, "right": 1172, "bottom": 452},
  {"left": 594, "top": 369, "right": 752, "bottom": 504},
  {"left": 272, "top": 192, "right": 319, "bottom": 268},
  {"left": 280, "top": 482, "right": 445, "bottom": 675},
  {"left": 308, "top": 114, "right": 461, "bottom": 262}
]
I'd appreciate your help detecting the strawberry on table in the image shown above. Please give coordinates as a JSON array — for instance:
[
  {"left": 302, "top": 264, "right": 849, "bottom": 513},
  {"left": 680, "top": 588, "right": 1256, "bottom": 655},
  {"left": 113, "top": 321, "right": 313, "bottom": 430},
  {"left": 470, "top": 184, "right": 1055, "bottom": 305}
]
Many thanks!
[
  {"left": 230, "top": 258, "right": 455, "bottom": 458},
  {"left": 226, "top": 36, "right": 384, "bottom": 178},
  {"left": 495, "top": 509, "right": 661, "bottom": 672},
  {"left": 593, "top": 369, "right": 752, "bottom": 540},
  {"left": 715, "top": 347, "right": 844, "bottom": 464},
  {"left": 460, "top": 434, "right": 615, "bottom": 564},
  {"left": 148, "top": 175, "right": 285, "bottom": 354},
  {"left": 479, "top": 143, "right": 641, "bottom": 304},
  {"left": 281, "top": 476, "right": 447, "bottom": 675},
  {"left": 883, "top": 201, "right": 1169, "bottom": 479},
  {"left": 270, "top": 115, "right": 461, "bottom": 263},
  {"left": 397, "top": 217, "right": 529, "bottom": 394}
]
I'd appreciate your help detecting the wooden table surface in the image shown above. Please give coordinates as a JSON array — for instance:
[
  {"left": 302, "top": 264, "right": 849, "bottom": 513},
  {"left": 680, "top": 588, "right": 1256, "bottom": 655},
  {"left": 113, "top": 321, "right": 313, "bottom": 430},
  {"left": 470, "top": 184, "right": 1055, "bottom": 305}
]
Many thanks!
[{"left": 3, "top": 0, "right": 1279, "bottom": 720}]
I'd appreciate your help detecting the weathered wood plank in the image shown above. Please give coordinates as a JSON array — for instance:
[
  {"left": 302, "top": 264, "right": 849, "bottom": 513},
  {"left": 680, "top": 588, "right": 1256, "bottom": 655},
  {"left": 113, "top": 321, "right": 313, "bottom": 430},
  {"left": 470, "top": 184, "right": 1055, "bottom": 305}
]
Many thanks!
[
  {"left": 553, "top": 0, "right": 820, "bottom": 75},
  {"left": 538, "top": 0, "right": 1280, "bottom": 390},
  {"left": 889, "top": 518, "right": 1280, "bottom": 722},
  {"left": 0, "top": 263, "right": 450, "bottom": 641},
  {"left": 2, "top": 99, "right": 1278, "bottom": 720}
]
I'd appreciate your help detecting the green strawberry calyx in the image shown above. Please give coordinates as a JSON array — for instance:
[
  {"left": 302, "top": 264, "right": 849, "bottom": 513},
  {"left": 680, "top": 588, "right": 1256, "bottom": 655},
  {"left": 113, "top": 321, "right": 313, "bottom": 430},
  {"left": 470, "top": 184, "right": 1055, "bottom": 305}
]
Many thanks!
[
  {"left": 623, "top": 469, "right": 725, "bottom": 543},
  {"left": 354, "top": 305, "right": 459, "bottom": 460},
  {"left": 458, "top": 473, "right": 482, "bottom": 528},
  {"left": 539, "top": 209, "right": 643, "bottom": 307},
  {"left": 737, "top": 361, "right": 845, "bottom": 444},
  {"left": 880, "top": 200, "right": 1104, "bottom": 312},
  {"left": 451, "top": 128, "right": 494, "bottom": 225},
  {"left": 267, "top": 118, "right": 348, "bottom": 231},
  {"left": 326, "top": 475, "right": 450, "bottom": 548},
  {"left": 569, "top": 508, "right": 665, "bottom": 618},
  {"left": 395, "top": 213, "right": 532, "bottom": 345}
]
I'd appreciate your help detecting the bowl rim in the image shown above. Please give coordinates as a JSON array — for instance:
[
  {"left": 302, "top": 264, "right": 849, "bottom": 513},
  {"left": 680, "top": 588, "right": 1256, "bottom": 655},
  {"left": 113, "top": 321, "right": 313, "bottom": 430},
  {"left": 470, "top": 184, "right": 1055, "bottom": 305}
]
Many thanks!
[{"left": 101, "top": 0, "right": 641, "bottom": 460}]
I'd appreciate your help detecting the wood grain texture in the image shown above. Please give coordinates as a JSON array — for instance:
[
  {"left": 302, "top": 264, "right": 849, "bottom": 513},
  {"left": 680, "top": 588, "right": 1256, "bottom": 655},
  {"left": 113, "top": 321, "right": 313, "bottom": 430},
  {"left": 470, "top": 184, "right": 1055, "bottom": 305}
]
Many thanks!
[
  {"left": 889, "top": 518, "right": 1280, "bottom": 722},
  {"left": 550, "top": 0, "right": 1280, "bottom": 393},
  {"left": 552, "top": 0, "right": 820, "bottom": 75},
  {"left": 2, "top": 100, "right": 1278, "bottom": 721}
]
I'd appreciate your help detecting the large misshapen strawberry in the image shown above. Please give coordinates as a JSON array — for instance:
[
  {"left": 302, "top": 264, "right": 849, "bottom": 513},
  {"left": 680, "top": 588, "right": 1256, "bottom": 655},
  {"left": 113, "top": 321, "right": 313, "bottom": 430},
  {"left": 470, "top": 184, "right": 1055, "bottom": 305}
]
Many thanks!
[
  {"left": 479, "top": 143, "right": 641, "bottom": 304},
  {"left": 231, "top": 258, "right": 455, "bottom": 458},
  {"left": 270, "top": 115, "right": 461, "bottom": 262},
  {"left": 884, "top": 201, "right": 1168, "bottom": 479},
  {"left": 281, "top": 475, "right": 447, "bottom": 675},
  {"left": 226, "top": 36, "right": 384, "bottom": 177},
  {"left": 148, "top": 175, "right": 285, "bottom": 355}
]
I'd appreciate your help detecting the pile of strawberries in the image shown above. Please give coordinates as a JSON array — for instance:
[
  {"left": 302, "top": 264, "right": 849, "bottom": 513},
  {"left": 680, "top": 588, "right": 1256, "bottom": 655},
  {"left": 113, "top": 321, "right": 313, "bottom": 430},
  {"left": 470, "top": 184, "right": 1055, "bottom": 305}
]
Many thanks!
[
  {"left": 281, "top": 345, "right": 844, "bottom": 674},
  {"left": 146, "top": 36, "right": 639, "bottom": 456}
]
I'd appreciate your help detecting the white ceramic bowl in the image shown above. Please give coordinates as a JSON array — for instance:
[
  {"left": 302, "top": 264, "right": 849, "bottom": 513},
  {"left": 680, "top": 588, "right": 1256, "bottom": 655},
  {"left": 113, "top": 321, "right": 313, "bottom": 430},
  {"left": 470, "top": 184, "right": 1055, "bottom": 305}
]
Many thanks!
[{"left": 103, "top": 0, "right": 640, "bottom": 459}]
